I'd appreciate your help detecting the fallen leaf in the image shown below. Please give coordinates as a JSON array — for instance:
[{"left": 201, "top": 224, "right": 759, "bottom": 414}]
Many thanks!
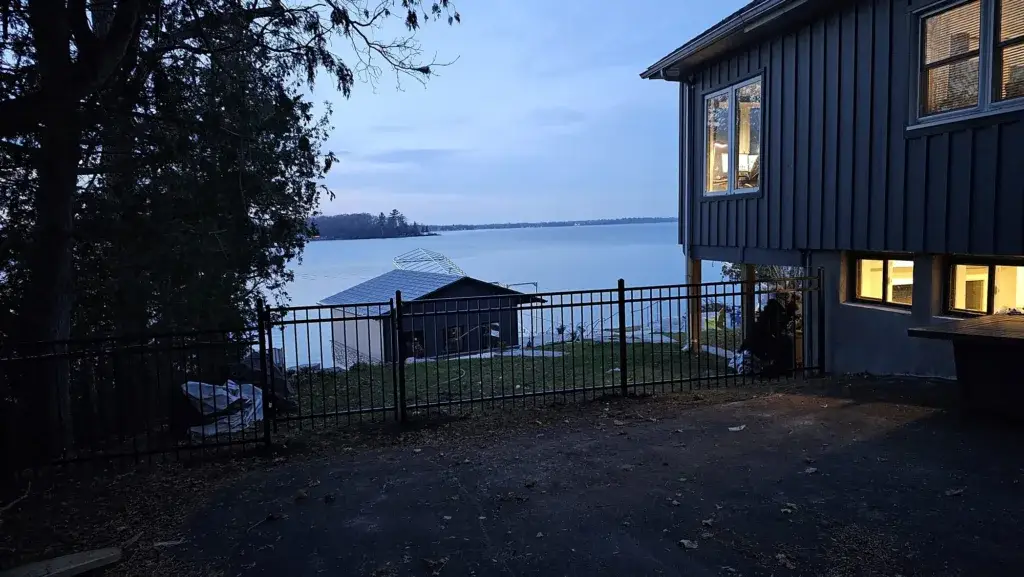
[
  {"left": 804, "top": 457, "right": 816, "bottom": 464},
  {"left": 307, "top": 479, "right": 321, "bottom": 488},
  {"left": 536, "top": 532, "right": 544, "bottom": 538},
  {"left": 701, "top": 518, "right": 714, "bottom": 527},
  {"left": 728, "top": 425, "right": 746, "bottom": 432},
  {"left": 679, "top": 539, "right": 698, "bottom": 549},
  {"left": 294, "top": 489, "right": 309, "bottom": 501},
  {"left": 613, "top": 420, "right": 626, "bottom": 426},
  {"left": 781, "top": 507, "right": 794, "bottom": 515},
  {"left": 413, "top": 448, "right": 423, "bottom": 453},
  {"left": 478, "top": 516, "right": 486, "bottom": 520},
  {"left": 700, "top": 531, "right": 713, "bottom": 538},
  {"left": 945, "top": 488, "right": 964, "bottom": 497},
  {"left": 804, "top": 467, "right": 818, "bottom": 474},
  {"left": 442, "top": 516, "right": 452, "bottom": 521},
  {"left": 671, "top": 500, "right": 681, "bottom": 506}
]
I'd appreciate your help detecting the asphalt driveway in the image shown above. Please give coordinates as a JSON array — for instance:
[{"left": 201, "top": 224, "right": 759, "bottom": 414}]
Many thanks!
[{"left": 183, "top": 388, "right": 1024, "bottom": 576}]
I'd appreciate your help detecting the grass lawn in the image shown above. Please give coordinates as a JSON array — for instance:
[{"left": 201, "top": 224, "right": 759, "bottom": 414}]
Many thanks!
[
  {"left": 280, "top": 341, "right": 745, "bottom": 427},
  {"left": 660, "top": 327, "right": 744, "bottom": 352}
]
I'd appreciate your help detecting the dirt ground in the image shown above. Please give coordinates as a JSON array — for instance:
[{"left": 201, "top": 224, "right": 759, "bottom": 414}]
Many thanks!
[{"left": 4, "top": 376, "right": 1024, "bottom": 576}]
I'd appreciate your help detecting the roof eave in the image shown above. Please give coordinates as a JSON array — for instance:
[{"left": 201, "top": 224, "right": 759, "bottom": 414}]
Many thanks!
[{"left": 639, "top": 0, "right": 808, "bottom": 81}]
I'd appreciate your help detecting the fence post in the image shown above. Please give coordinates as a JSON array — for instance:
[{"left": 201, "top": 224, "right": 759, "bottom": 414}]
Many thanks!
[
  {"left": 816, "top": 266, "right": 827, "bottom": 376},
  {"left": 390, "top": 297, "right": 400, "bottom": 422},
  {"left": 617, "top": 279, "right": 628, "bottom": 396},
  {"left": 394, "top": 290, "right": 408, "bottom": 423},
  {"left": 264, "top": 301, "right": 278, "bottom": 434},
  {"left": 257, "top": 298, "right": 272, "bottom": 448}
]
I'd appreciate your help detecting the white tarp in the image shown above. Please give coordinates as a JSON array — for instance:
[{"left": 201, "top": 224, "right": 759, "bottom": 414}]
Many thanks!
[{"left": 181, "top": 380, "right": 263, "bottom": 440}]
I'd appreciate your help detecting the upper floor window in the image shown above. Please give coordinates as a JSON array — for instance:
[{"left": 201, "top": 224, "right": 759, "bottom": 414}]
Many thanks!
[
  {"left": 704, "top": 76, "right": 762, "bottom": 196},
  {"left": 917, "top": 0, "right": 1024, "bottom": 121},
  {"left": 949, "top": 262, "right": 1024, "bottom": 314}
]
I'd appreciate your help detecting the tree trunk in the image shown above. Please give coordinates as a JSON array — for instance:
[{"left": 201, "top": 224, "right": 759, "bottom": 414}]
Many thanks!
[{"left": 21, "top": 0, "right": 81, "bottom": 456}]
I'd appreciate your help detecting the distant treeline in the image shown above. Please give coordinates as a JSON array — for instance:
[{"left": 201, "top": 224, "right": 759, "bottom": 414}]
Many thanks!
[
  {"left": 312, "top": 210, "right": 431, "bottom": 240},
  {"left": 429, "top": 216, "right": 678, "bottom": 232}
]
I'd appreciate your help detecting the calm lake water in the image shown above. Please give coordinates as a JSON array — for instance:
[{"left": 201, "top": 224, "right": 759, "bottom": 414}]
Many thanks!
[
  {"left": 274, "top": 223, "right": 734, "bottom": 368},
  {"left": 286, "top": 222, "right": 724, "bottom": 305}
]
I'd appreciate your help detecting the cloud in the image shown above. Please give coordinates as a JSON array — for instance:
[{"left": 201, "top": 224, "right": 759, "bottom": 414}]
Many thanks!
[
  {"left": 308, "top": 0, "right": 748, "bottom": 223},
  {"left": 361, "top": 148, "right": 462, "bottom": 165}
]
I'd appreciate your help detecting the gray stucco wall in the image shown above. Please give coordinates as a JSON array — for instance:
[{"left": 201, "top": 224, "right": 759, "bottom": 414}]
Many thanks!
[{"left": 808, "top": 251, "right": 955, "bottom": 378}]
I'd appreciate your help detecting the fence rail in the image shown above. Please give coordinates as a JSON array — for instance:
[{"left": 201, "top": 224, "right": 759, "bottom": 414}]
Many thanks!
[{"left": 0, "top": 273, "right": 823, "bottom": 470}]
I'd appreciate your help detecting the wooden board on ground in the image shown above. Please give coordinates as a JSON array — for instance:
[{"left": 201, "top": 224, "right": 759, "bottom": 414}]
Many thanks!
[{"left": 0, "top": 548, "right": 121, "bottom": 577}]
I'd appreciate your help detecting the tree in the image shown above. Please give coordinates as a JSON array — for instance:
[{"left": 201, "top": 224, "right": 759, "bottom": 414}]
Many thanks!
[
  {"left": 0, "top": 0, "right": 461, "bottom": 456},
  {"left": 720, "top": 263, "right": 804, "bottom": 283}
]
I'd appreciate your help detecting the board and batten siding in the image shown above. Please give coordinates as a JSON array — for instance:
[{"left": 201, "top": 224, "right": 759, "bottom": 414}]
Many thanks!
[{"left": 685, "top": 0, "right": 1024, "bottom": 256}]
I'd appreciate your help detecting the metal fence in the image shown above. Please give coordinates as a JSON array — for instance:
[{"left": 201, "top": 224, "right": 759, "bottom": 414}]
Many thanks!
[
  {"left": 266, "top": 273, "right": 823, "bottom": 431},
  {"left": 0, "top": 273, "right": 824, "bottom": 470},
  {"left": 0, "top": 329, "right": 268, "bottom": 472}
]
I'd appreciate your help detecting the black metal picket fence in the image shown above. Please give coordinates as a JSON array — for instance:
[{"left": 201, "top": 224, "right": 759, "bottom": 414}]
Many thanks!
[{"left": 0, "top": 273, "right": 824, "bottom": 470}]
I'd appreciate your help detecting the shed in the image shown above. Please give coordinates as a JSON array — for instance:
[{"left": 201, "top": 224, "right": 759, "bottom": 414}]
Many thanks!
[{"left": 319, "top": 270, "right": 541, "bottom": 366}]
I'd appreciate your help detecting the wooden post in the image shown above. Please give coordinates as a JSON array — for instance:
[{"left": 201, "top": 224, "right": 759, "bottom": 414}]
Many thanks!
[
  {"left": 686, "top": 256, "right": 702, "bottom": 352},
  {"left": 741, "top": 264, "right": 756, "bottom": 342}
]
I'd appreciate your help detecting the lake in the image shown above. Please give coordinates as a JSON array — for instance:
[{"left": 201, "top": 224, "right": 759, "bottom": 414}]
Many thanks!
[
  {"left": 286, "top": 222, "right": 725, "bottom": 305},
  {"left": 275, "top": 223, "right": 733, "bottom": 368}
]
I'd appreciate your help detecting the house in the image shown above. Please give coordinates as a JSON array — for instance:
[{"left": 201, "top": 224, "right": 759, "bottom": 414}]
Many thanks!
[
  {"left": 642, "top": 0, "right": 1024, "bottom": 376},
  {"left": 319, "top": 270, "right": 541, "bottom": 366}
]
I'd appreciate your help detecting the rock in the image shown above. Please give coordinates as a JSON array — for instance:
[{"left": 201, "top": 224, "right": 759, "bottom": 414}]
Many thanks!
[
  {"left": 728, "top": 425, "right": 746, "bottom": 432},
  {"left": 294, "top": 489, "right": 309, "bottom": 501},
  {"left": 701, "top": 518, "right": 714, "bottom": 527},
  {"left": 678, "top": 539, "right": 698, "bottom": 549},
  {"left": 776, "top": 553, "right": 797, "bottom": 569},
  {"left": 536, "top": 532, "right": 544, "bottom": 538},
  {"left": 803, "top": 467, "right": 818, "bottom": 474}
]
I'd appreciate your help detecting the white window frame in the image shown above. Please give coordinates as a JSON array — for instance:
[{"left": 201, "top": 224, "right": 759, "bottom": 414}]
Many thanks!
[
  {"left": 702, "top": 75, "right": 763, "bottom": 197},
  {"left": 911, "top": 0, "right": 1024, "bottom": 126}
]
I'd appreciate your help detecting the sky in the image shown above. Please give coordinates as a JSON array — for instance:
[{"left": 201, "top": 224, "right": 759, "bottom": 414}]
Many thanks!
[{"left": 314, "top": 0, "right": 747, "bottom": 225}]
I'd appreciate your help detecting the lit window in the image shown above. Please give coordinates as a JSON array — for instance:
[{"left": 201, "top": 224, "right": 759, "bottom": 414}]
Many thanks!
[
  {"left": 997, "top": 0, "right": 1024, "bottom": 100},
  {"left": 922, "top": 1, "right": 981, "bottom": 115},
  {"left": 854, "top": 257, "right": 914, "bottom": 306},
  {"left": 916, "top": 0, "right": 1024, "bottom": 121},
  {"left": 950, "top": 263, "right": 1024, "bottom": 314},
  {"left": 704, "top": 77, "right": 762, "bottom": 195}
]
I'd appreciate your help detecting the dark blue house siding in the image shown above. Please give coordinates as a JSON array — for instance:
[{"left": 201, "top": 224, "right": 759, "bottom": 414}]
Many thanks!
[{"left": 685, "top": 0, "right": 1024, "bottom": 257}]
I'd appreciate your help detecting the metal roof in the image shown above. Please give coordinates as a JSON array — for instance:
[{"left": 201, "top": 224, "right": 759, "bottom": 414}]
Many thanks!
[
  {"left": 318, "top": 270, "right": 463, "bottom": 313},
  {"left": 640, "top": 0, "right": 810, "bottom": 80}
]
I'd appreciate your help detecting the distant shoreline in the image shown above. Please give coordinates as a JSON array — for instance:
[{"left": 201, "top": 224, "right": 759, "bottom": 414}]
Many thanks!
[
  {"left": 309, "top": 218, "right": 678, "bottom": 241},
  {"left": 428, "top": 217, "right": 678, "bottom": 233},
  {"left": 311, "top": 232, "right": 439, "bottom": 242}
]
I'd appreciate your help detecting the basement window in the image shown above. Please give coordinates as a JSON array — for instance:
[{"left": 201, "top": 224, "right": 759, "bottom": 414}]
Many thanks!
[
  {"left": 853, "top": 257, "right": 915, "bottom": 307},
  {"left": 703, "top": 76, "right": 762, "bottom": 196},
  {"left": 949, "top": 262, "right": 1024, "bottom": 314}
]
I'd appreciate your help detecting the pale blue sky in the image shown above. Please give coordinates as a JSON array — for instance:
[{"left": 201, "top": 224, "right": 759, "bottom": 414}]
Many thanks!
[{"left": 316, "top": 0, "right": 746, "bottom": 224}]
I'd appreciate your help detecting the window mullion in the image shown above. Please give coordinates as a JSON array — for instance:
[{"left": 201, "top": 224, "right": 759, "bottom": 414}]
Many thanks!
[
  {"left": 728, "top": 86, "right": 736, "bottom": 193},
  {"left": 980, "top": 0, "right": 995, "bottom": 108},
  {"left": 985, "top": 264, "right": 995, "bottom": 314}
]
